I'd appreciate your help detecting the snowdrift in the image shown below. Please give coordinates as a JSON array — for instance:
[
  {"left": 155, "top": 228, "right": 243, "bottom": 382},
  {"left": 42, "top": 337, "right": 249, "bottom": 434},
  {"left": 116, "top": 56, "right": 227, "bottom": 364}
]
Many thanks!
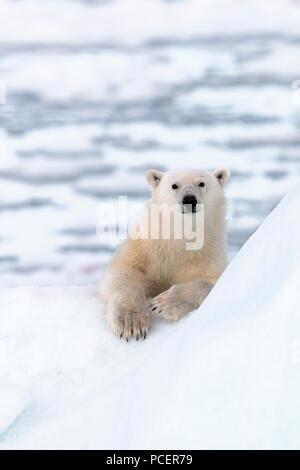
[{"left": 1, "top": 185, "right": 300, "bottom": 450}]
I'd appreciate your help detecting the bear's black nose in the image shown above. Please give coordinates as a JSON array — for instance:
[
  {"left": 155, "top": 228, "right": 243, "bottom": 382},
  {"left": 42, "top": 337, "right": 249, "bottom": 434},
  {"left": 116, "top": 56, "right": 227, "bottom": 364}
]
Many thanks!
[{"left": 182, "top": 194, "right": 197, "bottom": 212}]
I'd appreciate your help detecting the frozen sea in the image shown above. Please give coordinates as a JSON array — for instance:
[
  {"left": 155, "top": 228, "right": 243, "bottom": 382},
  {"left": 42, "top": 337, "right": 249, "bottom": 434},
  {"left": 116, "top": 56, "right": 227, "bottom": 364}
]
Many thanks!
[{"left": 1, "top": 0, "right": 300, "bottom": 287}]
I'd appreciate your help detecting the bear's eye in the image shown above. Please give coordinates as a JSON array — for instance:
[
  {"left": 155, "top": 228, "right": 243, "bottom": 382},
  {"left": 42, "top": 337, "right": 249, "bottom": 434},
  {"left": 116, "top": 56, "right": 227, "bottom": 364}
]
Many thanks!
[
  {"left": 172, "top": 184, "right": 178, "bottom": 190},
  {"left": 199, "top": 182, "right": 205, "bottom": 188}
]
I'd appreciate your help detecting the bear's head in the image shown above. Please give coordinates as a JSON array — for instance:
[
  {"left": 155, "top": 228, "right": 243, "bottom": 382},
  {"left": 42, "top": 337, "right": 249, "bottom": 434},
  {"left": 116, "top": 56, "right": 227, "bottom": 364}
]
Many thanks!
[{"left": 146, "top": 168, "right": 230, "bottom": 214}]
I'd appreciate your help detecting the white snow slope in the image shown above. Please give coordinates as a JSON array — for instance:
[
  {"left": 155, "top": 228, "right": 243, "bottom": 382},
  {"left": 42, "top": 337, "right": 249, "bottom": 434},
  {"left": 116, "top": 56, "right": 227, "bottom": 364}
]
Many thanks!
[{"left": 0, "top": 184, "right": 300, "bottom": 450}]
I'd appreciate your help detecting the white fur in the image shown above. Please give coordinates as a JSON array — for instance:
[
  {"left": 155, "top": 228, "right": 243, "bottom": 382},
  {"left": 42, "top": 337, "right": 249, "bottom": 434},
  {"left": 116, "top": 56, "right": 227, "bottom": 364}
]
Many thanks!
[{"left": 99, "top": 168, "right": 230, "bottom": 340}]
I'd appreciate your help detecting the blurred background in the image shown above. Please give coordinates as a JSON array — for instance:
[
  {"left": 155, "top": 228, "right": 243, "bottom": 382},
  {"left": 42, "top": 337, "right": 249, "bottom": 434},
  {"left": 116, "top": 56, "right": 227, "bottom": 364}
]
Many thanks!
[{"left": 1, "top": 0, "right": 300, "bottom": 287}]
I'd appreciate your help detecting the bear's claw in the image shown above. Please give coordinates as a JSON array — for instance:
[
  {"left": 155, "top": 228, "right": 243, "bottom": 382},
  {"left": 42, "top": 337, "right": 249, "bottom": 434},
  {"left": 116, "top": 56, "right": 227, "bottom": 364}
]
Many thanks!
[
  {"left": 113, "top": 309, "right": 151, "bottom": 342},
  {"left": 149, "top": 286, "right": 193, "bottom": 321}
]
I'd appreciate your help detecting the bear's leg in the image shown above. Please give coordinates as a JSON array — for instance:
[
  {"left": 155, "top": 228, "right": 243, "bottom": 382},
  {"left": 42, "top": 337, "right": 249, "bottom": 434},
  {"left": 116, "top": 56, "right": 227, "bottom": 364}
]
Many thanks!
[
  {"left": 149, "top": 278, "right": 213, "bottom": 321},
  {"left": 101, "top": 275, "right": 151, "bottom": 341}
]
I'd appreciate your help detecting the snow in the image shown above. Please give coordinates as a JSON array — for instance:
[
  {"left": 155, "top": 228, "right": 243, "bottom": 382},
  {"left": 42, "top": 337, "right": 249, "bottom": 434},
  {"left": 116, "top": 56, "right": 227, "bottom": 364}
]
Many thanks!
[
  {"left": 2, "top": 0, "right": 300, "bottom": 44},
  {"left": 1, "top": 184, "right": 300, "bottom": 449}
]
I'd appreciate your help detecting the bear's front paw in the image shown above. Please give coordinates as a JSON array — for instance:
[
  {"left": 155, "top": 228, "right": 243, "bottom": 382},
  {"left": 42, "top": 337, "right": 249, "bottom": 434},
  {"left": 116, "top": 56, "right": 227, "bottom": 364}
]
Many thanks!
[
  {"left": 149, "top": 285, "right": 193, "bottom": 321},
  {"left": 109, "top": 308, "right": 151, "bottom": 342}
]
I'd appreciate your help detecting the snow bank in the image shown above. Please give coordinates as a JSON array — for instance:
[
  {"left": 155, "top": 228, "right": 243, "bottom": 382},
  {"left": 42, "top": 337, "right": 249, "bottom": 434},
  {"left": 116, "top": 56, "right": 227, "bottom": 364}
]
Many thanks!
[{"left": 1, "top": 185, "right": 300, "bottom": 449}]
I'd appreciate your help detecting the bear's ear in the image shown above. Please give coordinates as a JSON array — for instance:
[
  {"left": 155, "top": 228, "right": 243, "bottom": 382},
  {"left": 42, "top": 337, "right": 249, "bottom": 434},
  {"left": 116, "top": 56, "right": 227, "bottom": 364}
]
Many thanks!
[
  {"left": 147, "top": 169, "right": 164, "bottom": 188},
  {"left": 214, "top": 168, "right": 230, "bottom": 188}
]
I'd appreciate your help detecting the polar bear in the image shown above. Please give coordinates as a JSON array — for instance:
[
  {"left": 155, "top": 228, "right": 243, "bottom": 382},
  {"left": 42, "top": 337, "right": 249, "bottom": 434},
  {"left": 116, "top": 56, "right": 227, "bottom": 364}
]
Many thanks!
[{"left": 99, "top": 168, "right": 230, "bottom": 341}]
